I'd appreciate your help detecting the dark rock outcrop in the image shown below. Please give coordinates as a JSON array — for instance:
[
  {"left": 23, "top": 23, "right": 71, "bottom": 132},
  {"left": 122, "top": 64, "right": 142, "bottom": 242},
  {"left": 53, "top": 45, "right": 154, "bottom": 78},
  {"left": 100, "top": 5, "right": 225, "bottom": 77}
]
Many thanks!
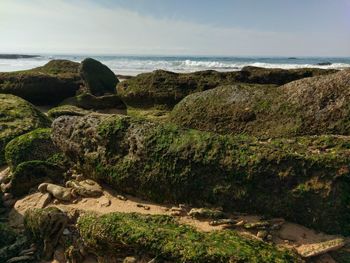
[
  {"left": 171, "top": 70, "right": 350, "bottom": 138},
  {"left": 117, "top": 68, "right": 337, "bottom": 108},
  {"left": 60, "top": 93, "right": 126, "bottom": 111},
  {"left": 0, "top": 94, "right": 51, "bottom": 166},
  {"left": 52, "top": 114, "right": 350, "bottom": 235},
  {"left": 79, "top": 58, "right": 118, "bottom": 96},
  {"left": 0, "top": 60, "right": 81, "bottom": 105}
]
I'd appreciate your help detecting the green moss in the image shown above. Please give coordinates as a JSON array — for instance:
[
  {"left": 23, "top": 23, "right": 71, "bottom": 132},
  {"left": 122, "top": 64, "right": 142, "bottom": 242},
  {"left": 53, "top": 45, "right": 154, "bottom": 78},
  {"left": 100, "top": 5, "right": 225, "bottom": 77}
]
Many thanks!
[
  {"left": 0, "top": 94, "right": 51, "bottom": 166},
  {"left": 53, "top": 114, "right": 350, "bottom": 235},
  {"left": 5, "top": 128, "right": 60, "bottom": 170},
  {"left": 78, "top": 212, "right": 300, "bottom": 263},
  {"left": 117, "top": 68, "right": 337, "bottom": 109},
  {"left": 60, "top": 93, "right": 126, "bottom": 110},
  {"left": 127, "top": 107, "right": 170, "bottom": 123},
  {"left": 11, "top": 160, "right": 65, "bottom": 197},
  {"left": 0, "top": 223, "right": 17, "bottom": 249}
]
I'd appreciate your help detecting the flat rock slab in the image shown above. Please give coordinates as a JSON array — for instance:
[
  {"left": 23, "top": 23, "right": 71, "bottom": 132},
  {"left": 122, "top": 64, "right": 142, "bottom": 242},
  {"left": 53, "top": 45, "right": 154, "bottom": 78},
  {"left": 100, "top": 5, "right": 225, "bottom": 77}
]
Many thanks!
[{"left": 297, "top": 238, "right": 346, "bottom": 258}]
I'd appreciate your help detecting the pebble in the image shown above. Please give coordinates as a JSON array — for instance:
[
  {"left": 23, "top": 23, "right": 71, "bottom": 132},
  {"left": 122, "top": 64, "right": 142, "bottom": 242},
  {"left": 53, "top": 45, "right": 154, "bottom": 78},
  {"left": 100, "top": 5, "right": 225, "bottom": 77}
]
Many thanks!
[
  {"left": 170, "top": 211, "right": 181, "bottom": 216},
  {"left": 2, "top": 192, "right": 13, "bottom": 202},
  {"left": 98, "top": 196, "right": 111, "bottom": 207},
  {"left": 257, "top": 230, "right": 269, "bottom": 239},
  {"left": 209, "top": 219, "right": 237, "bottom": 226},
  {"left": 123, "top": 256, "right": 137, "bottom": 263},
  {"left": 137, "top": 204, "right": 150, "bottom": 210},
  {"left": 63, "top": 228, "right": 71, "bottom": 236},
  {"left": 235, "top": 220, "right": 246, "bottom": 227},
  {"left": 117, "top": 195, "right": 128, "bottom": 201}
]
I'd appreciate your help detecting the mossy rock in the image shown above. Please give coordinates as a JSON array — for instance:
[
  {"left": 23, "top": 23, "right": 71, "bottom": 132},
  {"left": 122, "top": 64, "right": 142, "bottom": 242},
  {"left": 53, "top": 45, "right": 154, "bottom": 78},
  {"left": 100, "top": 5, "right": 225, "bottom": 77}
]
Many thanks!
[
  {"left": 10, "top": 161, "right": 65, "bottom": 197},
  {"left": 24, "top": 207, "right": 68, "bottom": 260},
  {"left": 171, "top": 70, "right": 350, "bottom": 138},
  {"left": 52, "top": 114, "right": 350, "bottom": 236},
  {"left": 60, "top": 93, "right": 126, "bottom": 111},
  {"left": 0, "top": 223, "right": 17, "bottom": 249},
  {"left": 0, "top": 60, "right": 82, "bottom": 105},
  {"left": 47, "top": 105, "right": 91, "bottom": 119},
  {"left": 5, "top": 128, "right": 61, "bottom": 170},
  {"left": 117, "top": 68, "right": 337, "bottom": 108},
  {"left": 78, "top": 212, "right": 300, "bottom": 262},
  {"left": 79, "top": 58, "right": 118, "bottom": 96},
  {"left": 0, "top": 94, "right": 51, "bottom": 166}
]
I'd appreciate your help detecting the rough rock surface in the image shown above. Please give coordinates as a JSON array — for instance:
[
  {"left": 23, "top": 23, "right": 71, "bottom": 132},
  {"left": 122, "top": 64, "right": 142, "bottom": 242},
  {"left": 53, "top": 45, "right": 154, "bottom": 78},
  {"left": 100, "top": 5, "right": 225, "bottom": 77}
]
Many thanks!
[
  {"left": 0, "top": 60, "right": 81, "bottom": 105},
  {"left": 171, "top": 70, "right": 350, "bottom": 138},
  {"left": 0, "top": 94, "right": 51, "bottom": 166},
  {"left": 47, "top": 105, "right": 91, "bottom": 119},
  {"left": 52, "top": 114, "right": 350, "bottom": 235},
  {"left": 117, "top": 68, "right": 337, "bottom": 108},
  {"left": 79, "top": 58, "right": 118, "bottom": 96}
]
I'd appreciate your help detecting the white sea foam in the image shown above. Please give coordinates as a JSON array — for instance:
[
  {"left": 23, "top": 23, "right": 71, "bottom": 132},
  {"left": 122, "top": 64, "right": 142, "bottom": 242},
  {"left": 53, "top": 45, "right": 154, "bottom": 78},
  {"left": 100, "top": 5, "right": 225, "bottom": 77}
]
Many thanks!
[{"left": 0, "top": 56, "right": 349, "bottom": 75}]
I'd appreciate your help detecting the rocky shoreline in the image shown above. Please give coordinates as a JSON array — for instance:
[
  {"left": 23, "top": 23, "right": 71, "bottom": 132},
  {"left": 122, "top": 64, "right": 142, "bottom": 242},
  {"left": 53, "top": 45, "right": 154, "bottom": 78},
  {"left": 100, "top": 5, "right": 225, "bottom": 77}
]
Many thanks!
[{"left": 0, "top": 58, "right": 349, "bottom": 262}]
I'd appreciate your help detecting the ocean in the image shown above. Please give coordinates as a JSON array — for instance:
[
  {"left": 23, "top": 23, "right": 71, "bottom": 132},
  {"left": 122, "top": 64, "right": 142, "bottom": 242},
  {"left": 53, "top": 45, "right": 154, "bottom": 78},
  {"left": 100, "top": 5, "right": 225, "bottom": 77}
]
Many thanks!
[{"left": 1, "top": 54, "right": 350, "bottom": 76}]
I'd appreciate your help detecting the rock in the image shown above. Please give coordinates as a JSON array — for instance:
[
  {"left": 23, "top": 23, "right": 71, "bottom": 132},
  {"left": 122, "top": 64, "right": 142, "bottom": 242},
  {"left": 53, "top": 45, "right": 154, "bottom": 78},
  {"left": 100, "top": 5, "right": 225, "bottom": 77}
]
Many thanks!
[
  {"left": 3, "top": 199, "right": 16, "bottom": 208},
  {"left": 171, "top": 70, "right": 350, "bottom": 138},
  {"left": 317, "top": 62, "right": 332, "bottom": 66},
  {"left": 10, "top": 161, "right": 64, "bottom": 197},
  {"left": 0, "top": 60, "right": 81, "bottom": 105},
  {"left": 47, "top": 105, "right": 91, "bottom": 119},
  {"left": 60, "top": 93, "right": 126, "bottom": 111},
  {"left": 209, "top": 219, "right": 237, "bottom": 226},
  {"left": 51, "top": 114, "right": 350, "bottom": 236},
  {"left": 117, "top": 195, "right": 127, "bottom": 201},
  {"left": 98, "top": 196, "right": 111, "bottom": 208},
  {"left": 123, "top": 256, "right": 137, "bottom": 263},
  {"left": 38, "top": 183, "right": 73, "bottom": 202},
  {"left": 36, "top": 193, "right": 52, "bottom": 209},
  {"left": 0, "top": 94, "right": 51, "bottom": 166},
  {"left": 235, "top": 220, "right": 246, "bottom": 227},
  {"left": 244, "top": 221, "right": 270, "bottom": 230},
  {"left": 117, "top": 68, "right": 336, "bottom": 108},
  {"left": 5, "top": 128, "right": 61, "bottom": 170},
  {"left": 77, "top": 212, "right": 300, "bottom": 262},
  {"left": 136, "top": 204, "right": 150, "bottom": 210},
  {"left": 296, "top": 238, "right": 346, "bottom": 258},
  {"left": 2, "top": 193, "right": 13, "bottom": 202},
  {"left": 257, "top": 230, "right": 269, "bottom": 239},
  {"left": 188, "top": 208, "right": 225, "bottom": 219},
  {"left": 79, "top": 58, "right": 118, "bottom": 96},
  {"left": 24, "top": 207, "right": 68, "bottom": 260},
  {"left": 65, "top": 179, "right": 103, "bottom": 197},
  {"left": 62, "top": 228, "right": 71, "bottom": 236},
  {"left": 0, "top": 167, "right": 11, "bottom": 184}
]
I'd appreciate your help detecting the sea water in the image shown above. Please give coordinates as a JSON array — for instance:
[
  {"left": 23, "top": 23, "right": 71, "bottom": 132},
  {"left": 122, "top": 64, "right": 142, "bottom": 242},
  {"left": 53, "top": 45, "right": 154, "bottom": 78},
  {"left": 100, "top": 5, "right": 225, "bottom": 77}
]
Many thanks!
[{"left": 0, "top": 54, "right": 349, "bottom": 76}]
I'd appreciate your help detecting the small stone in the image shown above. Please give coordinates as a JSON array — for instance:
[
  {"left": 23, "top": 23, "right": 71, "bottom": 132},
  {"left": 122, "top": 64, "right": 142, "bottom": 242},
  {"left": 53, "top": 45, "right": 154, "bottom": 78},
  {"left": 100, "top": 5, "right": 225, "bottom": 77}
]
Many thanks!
[
  {"left": 170, "top": 211, "right": 181, "bottom": 216},
  {"left": 2, "top": 192, "right": 13, "bottom": 202},
  {"left": 209, "top": 219, "right": 237, "bottom": 226},
  {"left": 75, "top": 174, "right": 85, "bottom": 181},
  {"left": 117, "top": 195, "right": 128, "bottom": 201},
  {"left": 99, "top": 196, "right": 111, "bottom": 207},
  {"left": 188, "top": 208, "right": 225, "bottom": 219},
  {"left": 244, "top": 221, "right": 270, "bottom": 230},
  {"left": 72, "top": 199, "right": 79, "bottom": 204},
  {"left": 123, "top": 256, "right": 137, "bottom": 263},
  {"left": 257, "top": 230, "right": 269, "bottom": 239},
  {"left": 171, "top": 207, "right": 183, "bottom": 212},
  {"left": 63, "top": 228, "right": 71, "bottom": 235},
  {"left": 235, "top": 220, "right": 246, "bottom": 226},
  {"left": 266, "top": 234, "right": 273, "bottom": 241},
  {"left": 136, "top": 203, "right": 150, "bottom": 210},
  {"left": 53, "top": 199, "right": 60, "bottom": 205}
]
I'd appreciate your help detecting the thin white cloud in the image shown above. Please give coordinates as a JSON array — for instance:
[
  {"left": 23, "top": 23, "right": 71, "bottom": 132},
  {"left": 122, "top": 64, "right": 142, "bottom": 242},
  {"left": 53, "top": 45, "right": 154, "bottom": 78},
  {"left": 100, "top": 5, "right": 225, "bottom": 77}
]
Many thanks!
[{"left": 0, "top": 0, "right": 349, "bottom": 56}]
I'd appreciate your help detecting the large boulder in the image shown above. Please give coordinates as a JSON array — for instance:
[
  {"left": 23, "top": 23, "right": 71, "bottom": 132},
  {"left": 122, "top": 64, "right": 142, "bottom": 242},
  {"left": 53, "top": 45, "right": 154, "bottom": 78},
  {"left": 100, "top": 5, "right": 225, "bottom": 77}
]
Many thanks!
[
  {"left": 78, "top": 212, "right": 298, "bottom": 262},
  {"left": 171, "top": 70, "right": 350, "bottom": 138},
  {"left": 79, "top": 58, "right": 118, "bottom": 96},
  {"left": 0, "top": 60, "right": 82, "bottom": 105},
  {"left": 0, "top": 94, "right": 51, "bottom": 166},
  {"left": 117, "top": 68, "right": 337, "bottom": 108},
  {"left": 52, "top": 114, "right": 350, "bottom": 235}
]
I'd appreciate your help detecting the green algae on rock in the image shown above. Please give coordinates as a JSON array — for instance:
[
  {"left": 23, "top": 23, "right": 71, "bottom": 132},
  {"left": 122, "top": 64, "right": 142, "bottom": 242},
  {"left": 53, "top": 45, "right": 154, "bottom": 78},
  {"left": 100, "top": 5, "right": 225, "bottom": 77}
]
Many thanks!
[
  {"left": 47, "top": 105, "right": 92, "bottom": 119},
  {"left": 117, "top": 68, "right": 337, "bottom": 108},
  {"left": 5, "top": 128, "right": 61, "bottom": 170},
  {"left": 78, "top": 212, "right": 300, "bottom": 263},
  {"left": 52, "top": 114, "right": 350, "bottom": 236},
  {"left": 0, "top": 94, "right": 51, "bottom": 166},
  {"left": 10, "top": 160, "right": 65, "bottom": 197},
  {"left": 0, "top": 60, "right": 82, "bottom": 105},
  {"left": 171, "top": 69, "right": 350, "bottom": 138}
]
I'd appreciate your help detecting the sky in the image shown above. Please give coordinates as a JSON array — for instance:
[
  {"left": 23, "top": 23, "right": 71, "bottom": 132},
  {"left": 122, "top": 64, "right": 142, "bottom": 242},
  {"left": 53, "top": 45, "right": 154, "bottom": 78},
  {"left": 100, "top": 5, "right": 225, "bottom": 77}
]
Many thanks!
[{"left": 0, "top": 0, "right": 349, "bottom": 56}]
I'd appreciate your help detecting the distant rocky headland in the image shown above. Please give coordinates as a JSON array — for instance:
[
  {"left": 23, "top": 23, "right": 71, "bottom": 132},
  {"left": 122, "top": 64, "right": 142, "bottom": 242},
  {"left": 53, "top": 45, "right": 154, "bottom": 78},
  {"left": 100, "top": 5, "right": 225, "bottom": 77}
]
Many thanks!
[
  {"left": 0, "top": 58, "right": 349, "bottom": 262},
  {"left": 0, "top": 54, "right": 40, "bottom": 59}
]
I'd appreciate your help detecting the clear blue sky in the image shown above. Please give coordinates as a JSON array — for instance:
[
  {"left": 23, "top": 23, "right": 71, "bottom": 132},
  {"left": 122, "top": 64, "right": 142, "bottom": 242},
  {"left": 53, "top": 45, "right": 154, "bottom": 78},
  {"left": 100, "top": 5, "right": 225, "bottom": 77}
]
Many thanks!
[{"left": 0, "top": 0, "right": 349, "bottom": 56}]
